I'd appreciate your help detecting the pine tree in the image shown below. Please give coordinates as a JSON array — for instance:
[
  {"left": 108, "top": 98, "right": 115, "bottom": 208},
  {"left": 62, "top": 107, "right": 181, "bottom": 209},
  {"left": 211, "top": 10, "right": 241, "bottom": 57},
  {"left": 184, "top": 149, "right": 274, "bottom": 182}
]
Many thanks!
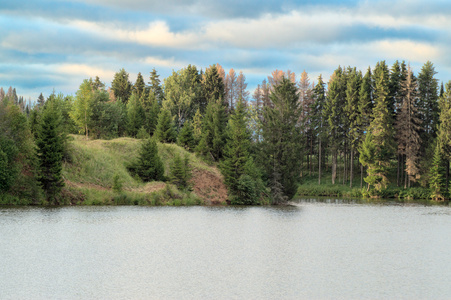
[
  {"left": 112, "top": 68, "right": 132, "bottom": 104},
  {"left": 154, "top": 109, "right": 176, "bottom": 143},
  {"left": 36, "top": 101, "right": 65, "bottom": 204}
]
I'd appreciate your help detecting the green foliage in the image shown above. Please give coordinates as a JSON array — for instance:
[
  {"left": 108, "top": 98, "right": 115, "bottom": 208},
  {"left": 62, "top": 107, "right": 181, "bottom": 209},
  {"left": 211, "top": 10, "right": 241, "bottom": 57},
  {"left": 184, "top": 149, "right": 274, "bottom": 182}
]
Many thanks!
[
  {"left": 177, "top": 121, "right": 196, "bottom": 150},
  {"left": 202, "top": 64, "right": 225, "bottom": 106},
  {"left": 126, "top": 93, "right": 146, "bottom": 137},
  {"left": 196, "top": 98, "right": 227, "bottom": 161},
  {"left": 163, "top": 66, "right": 202, "bottom": 129},
  {"left": 0, "top": 136, "right": 19, "bottom": 192},
  {"left": 169, "top": 153, "right": 192, "bottom": 189},
  {"left": 36, "top": 101, "right": 65, "bottom": 204},
  {"left": 112, "top": 173, "right": 123, "bottom": 194},
  {"left": 260, "top": 77, "right": 302, "bottom": 203},
  {"left": 71, "top": 79, "right": 94, "bottom": 138},
  {"left": 136, "top": 126, "right": 150, "bottom": 139},
  {"left": 129, "top": 138, "right": 165, "bottom": 182},
  {"left": 429, "top": 142, "right": 447, "bottom": 200},
  {"left": 155, "top": 109, "right": 177, "bottom": 143},
  {"left": 112, "top": 68, "right": 132, "bottom": 104}
]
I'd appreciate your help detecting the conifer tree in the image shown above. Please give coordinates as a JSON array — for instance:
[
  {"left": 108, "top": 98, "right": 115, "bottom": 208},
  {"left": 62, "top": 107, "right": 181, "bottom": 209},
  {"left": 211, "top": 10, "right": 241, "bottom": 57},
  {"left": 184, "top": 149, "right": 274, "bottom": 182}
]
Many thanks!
[
  {"left": 429, "top": 142, "right": 447, "bottom": 201},
  {"left": 437, "top": 81, "right": 451, "bottom": 192},
  {"left": 395, "top": 66, "right": 421, "bottom": 188},
  {"left": 134, "top": 72, "right": 146, "bottom": 99},
  {"left": 149, "top": 68, "right": 164, "bottom": 104},
  {"left": 142, "top": 91, "right": 160, "bottom": 136},
  {"left": 126, "top": 93, "right": 146, "bottom": 137},
  {"left": 112, "top": 68, "right": 132, "bottom": 104},
  {"left": 154, "top": 109, "right": 176, "bottom": 143},
  {"left": 221, "top": 98, "right": 251, "bottom": 196},
  {"left": 345, "top": 68, "right": 362, "bottom": 187},
  {"left": 36, "top": 101, "right": 65, "bottom": 204},
  {"left": 418, "top": 61, "right": 439, "bottom": 152},
  {"left": 133, "top": 138, "right": 165, "bottom": 182},
  {"left": 0, "top": 136, "right": 19, "bottom": 192},
  {"left": 261, "top": 78, "right": 302, "bottom": 203},
  {"left": 364, "top": 61, "right": 394, "bottom": 191},
  {"left": 357, "top": 67, "right": 374, "bottom": 187},
  {"left": 177, "top": 121, "right": 196, "bottom": 150},
  {"left": 203, "top": 64, "right": 225, "bottom": 105},
  {"left": 37, "top": 93, "right": 45, "bottom": 109},
  {"left": 169, "top": 153, "right": 191, "bottom": 189},
  {"left": 324, "top": 67, "right": 346, "bottom": 184},
  {"left": 311, "top": 75, "right": 326, "bottom": 184},
  {"left": 196, "top": 98, "right": 227, "bottom": 161}
]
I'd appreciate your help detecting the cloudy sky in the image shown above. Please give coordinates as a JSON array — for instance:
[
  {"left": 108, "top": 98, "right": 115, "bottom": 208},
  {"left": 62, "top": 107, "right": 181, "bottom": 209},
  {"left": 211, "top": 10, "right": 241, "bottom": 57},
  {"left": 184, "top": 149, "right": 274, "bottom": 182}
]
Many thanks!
[{"left": 1, "top": 0, "right": 450, "bottom": 100}]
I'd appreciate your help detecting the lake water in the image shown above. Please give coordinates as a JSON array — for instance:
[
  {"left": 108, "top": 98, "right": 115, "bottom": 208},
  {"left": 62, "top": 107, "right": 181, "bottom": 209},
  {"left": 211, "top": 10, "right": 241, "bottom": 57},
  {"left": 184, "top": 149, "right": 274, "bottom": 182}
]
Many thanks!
[{"left": 2, "top": 199, "right": 451, "bottom": 299}]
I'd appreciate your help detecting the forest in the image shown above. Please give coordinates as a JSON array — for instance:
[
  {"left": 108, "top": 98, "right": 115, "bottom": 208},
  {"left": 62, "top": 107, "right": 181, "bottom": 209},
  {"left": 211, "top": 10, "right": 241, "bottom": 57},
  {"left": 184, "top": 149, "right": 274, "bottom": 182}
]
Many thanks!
[{"left": 1, "top": 60, "right": 451, "bottom": 205}]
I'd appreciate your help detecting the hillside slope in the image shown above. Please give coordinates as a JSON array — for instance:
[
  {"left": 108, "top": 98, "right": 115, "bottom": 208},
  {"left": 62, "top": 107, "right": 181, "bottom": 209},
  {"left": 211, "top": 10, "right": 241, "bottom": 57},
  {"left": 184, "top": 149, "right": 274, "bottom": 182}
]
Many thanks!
[{"left": 62, "top": 135, "right": 228, "bottom": 205}]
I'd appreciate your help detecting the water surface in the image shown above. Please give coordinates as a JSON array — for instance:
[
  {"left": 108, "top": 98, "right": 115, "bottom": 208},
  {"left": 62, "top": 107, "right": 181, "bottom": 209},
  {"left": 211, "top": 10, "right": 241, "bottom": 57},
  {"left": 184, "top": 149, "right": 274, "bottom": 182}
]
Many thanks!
[{"left": 2, "top": 201, "right": 451, "bottom": 299}]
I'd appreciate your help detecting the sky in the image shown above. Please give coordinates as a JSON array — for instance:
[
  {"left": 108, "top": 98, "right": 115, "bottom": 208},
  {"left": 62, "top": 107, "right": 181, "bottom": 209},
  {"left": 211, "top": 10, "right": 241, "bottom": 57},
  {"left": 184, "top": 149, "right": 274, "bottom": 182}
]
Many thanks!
[{"left": 1, "top": 0, "right": 450, "bottom": 100}]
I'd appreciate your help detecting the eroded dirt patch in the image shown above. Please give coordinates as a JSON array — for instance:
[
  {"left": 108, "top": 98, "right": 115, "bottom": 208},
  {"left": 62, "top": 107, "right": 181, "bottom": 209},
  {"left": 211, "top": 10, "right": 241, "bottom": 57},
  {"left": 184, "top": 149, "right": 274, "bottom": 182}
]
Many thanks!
[{"left": 190, "top": 168, "right": 228, "bottom": 204}]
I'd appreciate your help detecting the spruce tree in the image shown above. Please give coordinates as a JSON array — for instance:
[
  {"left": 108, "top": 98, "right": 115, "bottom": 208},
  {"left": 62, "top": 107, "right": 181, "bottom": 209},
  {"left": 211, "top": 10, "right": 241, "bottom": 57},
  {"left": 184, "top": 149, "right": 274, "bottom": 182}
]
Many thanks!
[
  {"left": 155, "top": 109, "right": 176, "bottom": 143},
  {"left": 196, "top": 98, "right": 227, "bottom": 161},
  {"left": 177, "top": 121, "right": 196, "bottom": 150},
  {"left": 311, "top": 75, "right": 326, "bottom": 185},
  {"left": 36, "top": 101, "right": 65, "bottom": 204},
  {"left": 261, "top": 77, "right": 302, "bottom": 203},
  {"left": 112, "top": 68, "right": 132, "bottom": 104},
  {"left": 134, "top": 72, "right": 146, "bottom": 99},
  {"left": 134, "top": 138, "right": 165, "bottom": 182},
  {"left": 169, "top": 153, "right": 191, "bottom": 189},
  {"left": 202, "top": 64, "right": 225, "bottom": 105},
  {"left": 149, "top": 68, "right": 164, "bottom": 104},
  {"left": 364, "top": 61, "right": 394, "bottom": 191},
  {"left": 395, "top": 66, "right": 421, "bottom": 188},
  {"left": 418, "top": 61, "right": 439, "bottom": 152},
  {"left": 429, "top": 142, "right": 447, "bottom": 201}
]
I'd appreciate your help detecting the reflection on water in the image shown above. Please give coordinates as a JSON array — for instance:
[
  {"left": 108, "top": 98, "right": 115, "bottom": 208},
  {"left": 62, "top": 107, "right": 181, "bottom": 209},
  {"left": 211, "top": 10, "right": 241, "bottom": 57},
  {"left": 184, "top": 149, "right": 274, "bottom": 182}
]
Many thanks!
[{"left": 1, "top": 202, "right": 451, "bottom": 299}]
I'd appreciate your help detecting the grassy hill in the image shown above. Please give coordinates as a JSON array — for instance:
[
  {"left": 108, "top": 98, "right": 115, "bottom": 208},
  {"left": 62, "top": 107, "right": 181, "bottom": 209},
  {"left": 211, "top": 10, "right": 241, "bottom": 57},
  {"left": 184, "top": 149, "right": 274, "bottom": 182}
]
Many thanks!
[{"left": 62, "top": 135, "right": 228, "bottom": 205}]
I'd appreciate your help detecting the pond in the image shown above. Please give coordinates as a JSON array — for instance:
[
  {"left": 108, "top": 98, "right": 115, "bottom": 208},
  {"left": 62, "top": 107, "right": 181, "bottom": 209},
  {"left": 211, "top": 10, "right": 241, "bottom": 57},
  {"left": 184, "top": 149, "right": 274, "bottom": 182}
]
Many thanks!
[{"left": 2, "top": 199, "right": 451, "bottom": 299}]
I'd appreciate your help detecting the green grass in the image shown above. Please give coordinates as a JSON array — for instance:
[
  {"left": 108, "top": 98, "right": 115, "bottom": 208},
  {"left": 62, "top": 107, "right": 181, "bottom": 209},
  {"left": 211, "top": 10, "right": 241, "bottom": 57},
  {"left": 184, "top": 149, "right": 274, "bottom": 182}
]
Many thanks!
[
  {"left": 296, "top": 172, "right": 433, "bottom": 201},
  {"left": 61, "top": 134, "right": 212, "bottom": 205}
]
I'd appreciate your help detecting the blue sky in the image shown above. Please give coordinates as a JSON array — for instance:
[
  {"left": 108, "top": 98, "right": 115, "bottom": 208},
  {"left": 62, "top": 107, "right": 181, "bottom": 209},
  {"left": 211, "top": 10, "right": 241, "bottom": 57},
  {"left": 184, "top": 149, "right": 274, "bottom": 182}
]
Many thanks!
[{"left": 1, "top": 0, "right": 450, "bottom": 100}]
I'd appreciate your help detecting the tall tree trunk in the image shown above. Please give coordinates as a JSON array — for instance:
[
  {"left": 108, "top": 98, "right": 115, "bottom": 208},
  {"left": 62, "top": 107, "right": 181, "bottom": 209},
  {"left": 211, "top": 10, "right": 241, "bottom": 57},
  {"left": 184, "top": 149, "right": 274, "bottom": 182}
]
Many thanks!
[
  {"left": 310, "top": 137, "right": 313, "bottom": 175},
  {"left": 318, "top": 138, "right": 322, "bottom": 185},
  {"left": 332, "top": 150, "right": 337, "bottom": 184},
  {"left": 350, "top": 149, "right": 354, "bottom": 188},
  {"left": 397, "top": 154, "right": 400, "bottom": 187}
]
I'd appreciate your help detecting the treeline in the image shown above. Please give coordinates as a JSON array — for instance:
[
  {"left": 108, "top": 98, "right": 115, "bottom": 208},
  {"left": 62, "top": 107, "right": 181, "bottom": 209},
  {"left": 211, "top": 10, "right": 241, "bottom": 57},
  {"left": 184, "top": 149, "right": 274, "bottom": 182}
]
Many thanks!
[{"left": 1, "top": 60, "right": 451, "bottom": 205}]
